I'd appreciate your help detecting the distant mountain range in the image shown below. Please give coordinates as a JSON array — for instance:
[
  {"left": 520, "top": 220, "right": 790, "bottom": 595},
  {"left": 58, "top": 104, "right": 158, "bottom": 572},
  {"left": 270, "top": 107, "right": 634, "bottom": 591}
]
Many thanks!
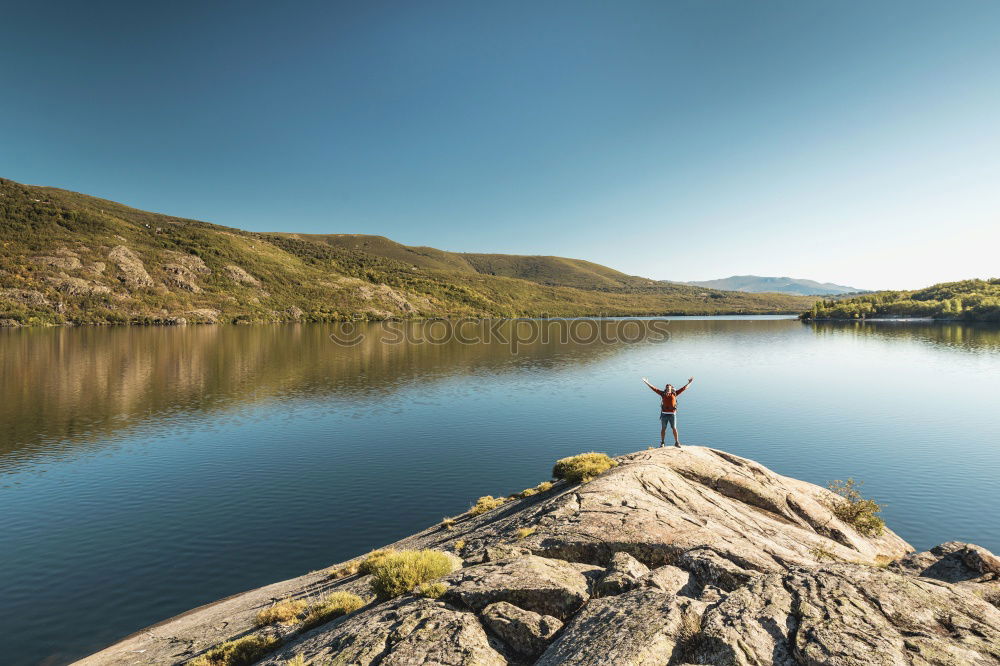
[
  {"left": 0, "top": 178, "right": 815, "bottom": 326},
  {"left": 681, "top": 275, "right": 864, "bottom": 296}
]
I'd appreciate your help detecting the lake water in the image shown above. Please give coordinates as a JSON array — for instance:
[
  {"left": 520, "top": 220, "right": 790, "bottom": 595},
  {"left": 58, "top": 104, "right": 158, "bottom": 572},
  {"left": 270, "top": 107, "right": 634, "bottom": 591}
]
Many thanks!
[{"left": 2, "top": 317, "right": 999, "bottom": 665}]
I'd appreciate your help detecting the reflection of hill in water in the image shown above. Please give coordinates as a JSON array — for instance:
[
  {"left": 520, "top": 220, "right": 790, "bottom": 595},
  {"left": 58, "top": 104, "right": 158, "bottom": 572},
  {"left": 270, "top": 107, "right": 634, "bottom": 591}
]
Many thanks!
[
  {"left": 4, "top": 319, "right": 998, "bottom": 468},
  {"left": 0, "top": 321, "right": 669, "bottom": 463},
  {"left": 806, "top": 320, "right": 1000, "bottom": 353}
]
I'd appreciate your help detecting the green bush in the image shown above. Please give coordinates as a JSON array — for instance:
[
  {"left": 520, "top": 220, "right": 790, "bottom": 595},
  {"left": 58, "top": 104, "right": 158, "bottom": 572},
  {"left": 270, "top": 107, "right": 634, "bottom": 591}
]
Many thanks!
[
  {"left": 827, "top": 478, "right": 885, "bottom": 537},
  {"left": 552, "top": 452, "right": 618, "bottom": 484},
  {"left": 364, "top": 549, "right": 459, "bottom": 599}
]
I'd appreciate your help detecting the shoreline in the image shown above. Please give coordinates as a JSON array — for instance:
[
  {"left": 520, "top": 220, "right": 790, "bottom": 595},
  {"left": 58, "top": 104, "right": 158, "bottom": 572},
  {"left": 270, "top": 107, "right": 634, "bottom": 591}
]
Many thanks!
[{"left": 0, "top": 311, "right": 806, "bottom": 330}]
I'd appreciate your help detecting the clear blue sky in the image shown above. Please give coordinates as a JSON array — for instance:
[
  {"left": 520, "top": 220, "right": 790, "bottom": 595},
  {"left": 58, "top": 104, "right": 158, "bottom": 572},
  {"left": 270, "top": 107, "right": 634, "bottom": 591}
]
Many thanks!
[{"left": 3, "top": 1, "right": 999, "bottom": 290}]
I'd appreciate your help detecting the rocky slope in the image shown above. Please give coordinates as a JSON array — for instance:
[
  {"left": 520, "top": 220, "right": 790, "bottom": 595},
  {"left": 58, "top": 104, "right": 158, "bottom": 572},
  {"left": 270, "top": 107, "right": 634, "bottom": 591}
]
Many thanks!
[{"left": 77, "top": 447, "right": 1000, "bottom": 666}]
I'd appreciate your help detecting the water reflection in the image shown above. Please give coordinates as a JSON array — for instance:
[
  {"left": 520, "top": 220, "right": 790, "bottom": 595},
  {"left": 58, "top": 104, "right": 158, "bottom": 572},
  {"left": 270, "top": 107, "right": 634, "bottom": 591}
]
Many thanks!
[
  {"left": 4, "top": 319, "right": 998, "bottom": 468},
  {"left": 806, "top": 320, "right": 1000, "bottom": 353}
]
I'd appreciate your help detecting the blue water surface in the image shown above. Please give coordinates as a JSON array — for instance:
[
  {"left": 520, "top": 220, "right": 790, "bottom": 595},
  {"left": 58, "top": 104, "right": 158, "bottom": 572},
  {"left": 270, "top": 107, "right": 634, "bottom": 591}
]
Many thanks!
[{"left": 1, "top": 318, "right": 998, "bottom": 665}]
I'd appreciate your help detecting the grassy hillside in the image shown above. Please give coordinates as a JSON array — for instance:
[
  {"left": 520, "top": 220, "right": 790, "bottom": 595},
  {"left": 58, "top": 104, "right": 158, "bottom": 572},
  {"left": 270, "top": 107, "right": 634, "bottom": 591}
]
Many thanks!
[
  {"left": 289, "top": 233, "right": 664, "bottom": 291},
  {"left": 0, "top": 178, "right": 814, "bottom": 326},
  {"left": 801, "top": 279, "right": 1000, "bottom": 321}
]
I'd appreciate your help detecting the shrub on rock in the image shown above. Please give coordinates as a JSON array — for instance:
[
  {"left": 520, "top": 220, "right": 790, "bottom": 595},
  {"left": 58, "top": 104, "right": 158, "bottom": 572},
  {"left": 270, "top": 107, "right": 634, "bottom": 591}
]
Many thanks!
[
  {"left": 364, "top": 549, "right": 460, "bottom": 599},
  {"left": 826, "top": 478, "right": 885, "bottom": 537},
  {"left": 470, "top": 495, "right": 507, "bottom": 516}
]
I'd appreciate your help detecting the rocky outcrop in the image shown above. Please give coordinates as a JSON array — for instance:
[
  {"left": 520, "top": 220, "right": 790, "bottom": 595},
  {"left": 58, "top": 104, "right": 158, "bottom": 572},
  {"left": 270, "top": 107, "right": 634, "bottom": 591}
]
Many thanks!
[
  {"left": 439, "top": 554, "right": 599, "bottom": 620},
  {"left": 109, "top": 245, "right": 154, "bottom": 288},
  {"left": 162, "top": 263, "right": 202, "bottom": 292},
  {"left": 77, "top": 447, "right": 1000, "bottom": 666},
  {"left": 224, "top": 264, "right": 260, "bottom": 286},
  {"left": 697, "top": 564, "right": 1000, "bottom": 665}
]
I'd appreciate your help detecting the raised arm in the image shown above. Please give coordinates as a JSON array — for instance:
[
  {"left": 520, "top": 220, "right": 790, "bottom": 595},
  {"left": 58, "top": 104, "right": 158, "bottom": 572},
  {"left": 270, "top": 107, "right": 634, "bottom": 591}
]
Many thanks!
[
  {"left": 677, "top": 376, "right": 694, "bottom": 394},
  {"left": 642, "top": 377, "right": 662, "bottom": 393}
]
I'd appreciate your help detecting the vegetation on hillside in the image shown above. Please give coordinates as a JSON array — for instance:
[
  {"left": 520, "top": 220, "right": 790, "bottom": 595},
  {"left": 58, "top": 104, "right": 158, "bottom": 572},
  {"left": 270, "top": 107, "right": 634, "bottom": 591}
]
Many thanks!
[
  {"left": 801, "top": 279, "right": 1000, "bottom": 321},
  {"left": 0, "top": 178, "right": 814, "bottom": 326}
]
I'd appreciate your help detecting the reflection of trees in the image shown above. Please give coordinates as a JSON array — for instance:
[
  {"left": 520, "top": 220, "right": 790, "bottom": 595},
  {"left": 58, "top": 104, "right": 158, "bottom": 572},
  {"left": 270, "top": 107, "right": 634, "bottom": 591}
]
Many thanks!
[
  {"left": 805, "top": 321, "right": 1000, "bottom": 353},
  {"left": 0, "top": 320, "right": 674, "bottom": 463}
]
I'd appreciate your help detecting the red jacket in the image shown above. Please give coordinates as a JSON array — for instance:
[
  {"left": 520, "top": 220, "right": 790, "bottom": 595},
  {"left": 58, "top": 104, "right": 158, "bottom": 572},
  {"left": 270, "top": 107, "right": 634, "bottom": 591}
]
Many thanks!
[{"left": 650, "top": 384, "right": 686, "bottom": 412}]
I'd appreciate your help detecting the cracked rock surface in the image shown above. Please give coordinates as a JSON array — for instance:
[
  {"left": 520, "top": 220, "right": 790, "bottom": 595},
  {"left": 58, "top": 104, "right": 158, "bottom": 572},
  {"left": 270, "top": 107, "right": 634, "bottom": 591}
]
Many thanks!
[{"left": 77, "top": 446, "right": 1000, "bottom": 666}]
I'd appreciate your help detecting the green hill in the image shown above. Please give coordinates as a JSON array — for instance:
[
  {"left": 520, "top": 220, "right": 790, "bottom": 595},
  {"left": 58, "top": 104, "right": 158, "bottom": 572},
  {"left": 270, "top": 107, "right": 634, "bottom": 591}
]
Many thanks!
[
  {"left": 801, "top": 279, "right": 1000, "bottom": 321},
  {"left": 0, "top": 178, "right": 815, "bottom": 326}
]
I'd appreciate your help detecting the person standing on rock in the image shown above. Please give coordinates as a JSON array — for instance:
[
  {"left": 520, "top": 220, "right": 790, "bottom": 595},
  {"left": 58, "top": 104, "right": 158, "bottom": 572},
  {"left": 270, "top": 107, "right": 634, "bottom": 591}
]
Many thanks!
[{"left": 642, "top": 376, "right": 694, "bottom": 447}]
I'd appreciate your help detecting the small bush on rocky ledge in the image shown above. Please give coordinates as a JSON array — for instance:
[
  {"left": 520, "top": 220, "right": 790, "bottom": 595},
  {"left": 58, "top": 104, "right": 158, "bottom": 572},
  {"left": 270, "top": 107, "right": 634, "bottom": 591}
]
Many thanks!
[
  {"left": 453, "top": 540, "right": 466, "bottom": 554},
  {"left": 255, "top": 598, "right": 307, "bottom": 626},
  {"left": 552, "top": 452, "right": 618, "bottom": 484},
  {"left": 365, "top": 549, "right": 459, "bottom": 599},
  {"left": 302, "top": 591, "right": 365, "bottom": 630},
  {"left": 470, "top": 495, "right": 507, "bottom": 516},
  {"left": 441, "top": 517, "right": 456, "bottom": 529},
  {"left": 826, "top": 478, "right": 885, "bottom": 537},
  {"left": 189, "top": 634, "right": 279, "bottom": 666}
]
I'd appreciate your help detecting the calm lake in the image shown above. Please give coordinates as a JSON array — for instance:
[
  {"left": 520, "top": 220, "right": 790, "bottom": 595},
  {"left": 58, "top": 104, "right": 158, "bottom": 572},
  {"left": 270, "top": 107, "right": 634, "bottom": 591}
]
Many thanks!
[{"left": 2, "top": 317, "right": 999, "bottom": 665}]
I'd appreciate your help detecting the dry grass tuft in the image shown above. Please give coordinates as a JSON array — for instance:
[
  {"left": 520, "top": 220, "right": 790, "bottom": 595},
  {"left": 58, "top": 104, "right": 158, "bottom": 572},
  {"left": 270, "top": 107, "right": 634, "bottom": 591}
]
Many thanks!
[
  {"left": 364, "top": 549, "right": 459, "bottom": 599},
  {"left": 552, "top": 452, "right": 618, "bottom": 484},
  {"left": 516, "top": 526, "right": 537, "bottom": 540},
  {"left": 357, "top": 549, "right": 394, "bottom": 575},
  {"left": 535, "top": 481, "right": 553, "bottom": 492},
  {"left": 470, "top": 495, "right": 507, "bottom": 516},
  {"left": 417, "top": 581, "right": 448, "bottom": 598},
  {"left": 441, "top": 517, "right": 456, "bottom": 530},
  {"left": 327, "top": 560, "right": 361, "bottom": 579},
  {"left": 453, "top": 540, "right": 466, "bottom": 554},
  {"left": 189, "top": 634, "right": 280, "bottom": 666},
  {"left": 302, "top": 591, "right": 365, "bottom": 630},
  {"left": 255, "top": 598, "right": 307, "bottom": 626}
]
